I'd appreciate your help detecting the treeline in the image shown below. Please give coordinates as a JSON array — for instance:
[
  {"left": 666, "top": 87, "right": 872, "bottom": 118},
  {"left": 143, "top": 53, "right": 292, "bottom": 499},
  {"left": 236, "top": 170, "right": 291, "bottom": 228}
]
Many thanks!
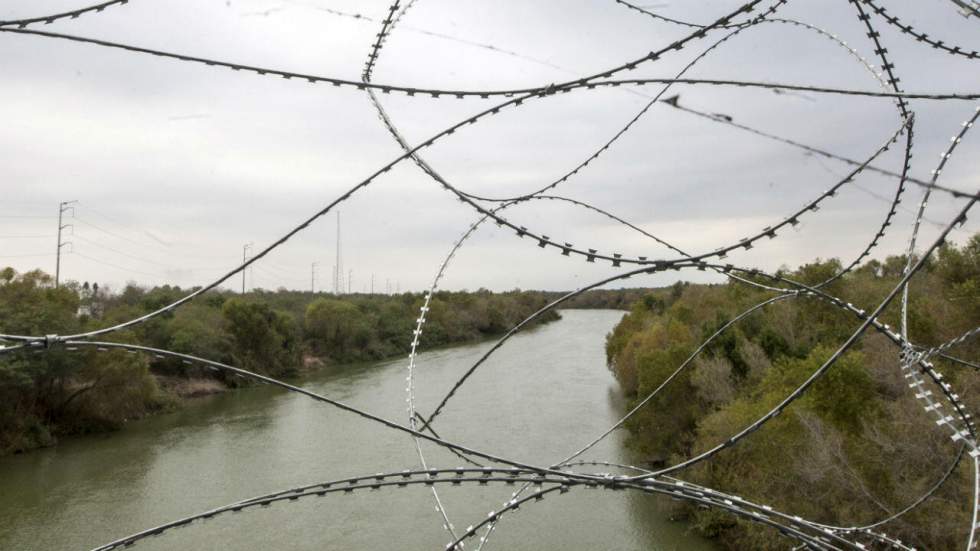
[
  {"left": 605, "top": 236, "right": 979, "bottom": 550},
  {"left": 0, "top": 272, "right": 560, "bottom": 455},
  {"left": 543, "top": 288, "right": 659, "bottom": 310}
]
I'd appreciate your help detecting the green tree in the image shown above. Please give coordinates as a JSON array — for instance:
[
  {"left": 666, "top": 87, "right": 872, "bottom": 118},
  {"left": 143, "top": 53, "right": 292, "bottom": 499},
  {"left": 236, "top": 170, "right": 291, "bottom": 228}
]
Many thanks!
[{"left": 223, "top": 299, "right": 300, "bottom": 377}]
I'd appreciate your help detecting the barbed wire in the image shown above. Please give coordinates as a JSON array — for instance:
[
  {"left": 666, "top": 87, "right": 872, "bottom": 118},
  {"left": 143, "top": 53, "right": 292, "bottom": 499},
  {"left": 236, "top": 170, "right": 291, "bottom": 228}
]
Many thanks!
[
  {"left": 0, "top": 0, "right": 131, "bottom": 28},
  {"left": 3, "top": 0, "right": 980, "bottom": 549},
  {"left": 859, "top": 0, "right": 980, "bottom": 60},
  {"left": 3, "top": 28, "right": 979, "bottom": 100}
]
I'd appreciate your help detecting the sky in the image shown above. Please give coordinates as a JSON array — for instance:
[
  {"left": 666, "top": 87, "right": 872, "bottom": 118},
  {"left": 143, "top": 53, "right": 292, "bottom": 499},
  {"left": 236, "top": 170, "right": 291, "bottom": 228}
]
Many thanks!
[{"left": 0, "top": 0, "right": 978, "bottom": 294}]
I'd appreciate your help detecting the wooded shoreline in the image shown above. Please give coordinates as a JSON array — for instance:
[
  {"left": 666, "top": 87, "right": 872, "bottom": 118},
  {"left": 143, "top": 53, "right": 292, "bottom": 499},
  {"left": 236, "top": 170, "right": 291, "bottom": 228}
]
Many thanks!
[
  {"left": 604, "top": 236, "right": 979, "bottom": 550},
  {"left": 0, "top": 272, "right": 646, "bottom": 456}
]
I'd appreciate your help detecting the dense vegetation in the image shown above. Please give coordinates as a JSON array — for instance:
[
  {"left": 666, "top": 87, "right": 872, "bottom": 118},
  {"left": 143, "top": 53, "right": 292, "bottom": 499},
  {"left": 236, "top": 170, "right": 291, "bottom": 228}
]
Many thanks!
[
  {"left": 546, "top": 288, "right": 658, "bottom": 310},
  {"left": 0, "top": 271, "right": 566, "bottom": 455},
  {"left": 605, "top": 236, "right": 980, "bottom": 550}
]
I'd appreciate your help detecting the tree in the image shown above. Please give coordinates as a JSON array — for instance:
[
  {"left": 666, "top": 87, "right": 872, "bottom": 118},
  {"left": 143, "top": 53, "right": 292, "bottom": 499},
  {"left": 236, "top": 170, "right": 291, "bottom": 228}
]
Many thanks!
[
  {"left": 304, "top": 298, "right": 370, "bottom": 359},
  {"left": 223, "top": 299, "right": 300, "bottom": 377}
]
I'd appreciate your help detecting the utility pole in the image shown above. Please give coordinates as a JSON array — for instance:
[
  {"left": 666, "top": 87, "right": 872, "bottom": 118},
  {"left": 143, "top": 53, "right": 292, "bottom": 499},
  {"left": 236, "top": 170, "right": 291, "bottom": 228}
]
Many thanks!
[
  {"left": 334, "top": 211, "right": 342, "bottom": 294},
  {"left": 311, "top": 262, "right": 318, "bottom": 293},
  {"left": 371, "top": 273, "right": 374, "bottom": 294},
  {"left": 55, "top": 200, "right": 76, "bottom": 288},
  {"left": 242, "top": 242, "right": 253, "bottom": 294},
  {"left": 348, "top": 269, "right": 352, "bottom": 294}
]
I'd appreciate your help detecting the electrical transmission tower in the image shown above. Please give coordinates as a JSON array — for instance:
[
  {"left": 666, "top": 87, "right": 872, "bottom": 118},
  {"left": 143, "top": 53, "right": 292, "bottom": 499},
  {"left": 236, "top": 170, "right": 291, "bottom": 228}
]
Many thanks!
[
  {"left": 242, "top": 242, "right": 253, "bottom": 293},
  {"left": 333, "top": 211, "right": 342, "bottom": 294},
  {"left": 55, "top": 200, "right": 76, "bottom": 288}
]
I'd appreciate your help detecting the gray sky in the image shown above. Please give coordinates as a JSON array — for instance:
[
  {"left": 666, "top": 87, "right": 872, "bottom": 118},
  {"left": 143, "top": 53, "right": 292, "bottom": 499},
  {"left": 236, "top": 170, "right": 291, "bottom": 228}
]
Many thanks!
[{"left": 1, "top": 0, "right": 978, "bottom": 294}]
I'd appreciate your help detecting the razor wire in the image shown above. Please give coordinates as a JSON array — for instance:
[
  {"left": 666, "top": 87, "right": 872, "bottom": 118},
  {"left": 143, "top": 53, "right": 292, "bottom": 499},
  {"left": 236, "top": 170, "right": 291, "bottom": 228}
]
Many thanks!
[
  {"left": 2, "top": 0, "right": 980, "bottom": 549},
  {"left": 0, "top": 0, "right": 130, "bottom": 28}
]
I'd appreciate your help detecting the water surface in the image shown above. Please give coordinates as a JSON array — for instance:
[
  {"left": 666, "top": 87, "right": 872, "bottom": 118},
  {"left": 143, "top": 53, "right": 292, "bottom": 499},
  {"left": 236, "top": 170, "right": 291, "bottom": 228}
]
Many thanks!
[{"left": 0, "top": 310, "right": 715, "bottom": 550}]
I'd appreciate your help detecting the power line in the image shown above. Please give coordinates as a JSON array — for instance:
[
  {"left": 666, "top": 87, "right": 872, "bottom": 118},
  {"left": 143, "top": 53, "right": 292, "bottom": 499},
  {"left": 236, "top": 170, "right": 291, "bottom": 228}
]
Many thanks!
[
  {"left": 70, "top": 234, "right": 175, "bottom": 268},
  {"left": 78, "top": 203, "right": 176, "bottom": 247},
  {"left": 70, "top": 250, "right": 161, "bottom": 279},
  {"left": 0, "top": 252, "right": 57, "bottom": 259},
  {"left": 73, "top": 217, "right": 167, "bottom": 251},
  {"left": 73, "top": 214, "right": 222, "bottom": 262}
]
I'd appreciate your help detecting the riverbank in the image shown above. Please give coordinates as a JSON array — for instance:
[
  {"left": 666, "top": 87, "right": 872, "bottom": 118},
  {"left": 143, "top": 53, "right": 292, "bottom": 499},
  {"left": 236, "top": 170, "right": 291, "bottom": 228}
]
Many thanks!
[
  {"left": 0, "top": 308, "right": 564, "bottom": 457},
  {"left": 1, "top": 270, "right": 571, "bottom": 456},
  {"left": 604, "top": 244, "right": 980, "bottom": 550}
]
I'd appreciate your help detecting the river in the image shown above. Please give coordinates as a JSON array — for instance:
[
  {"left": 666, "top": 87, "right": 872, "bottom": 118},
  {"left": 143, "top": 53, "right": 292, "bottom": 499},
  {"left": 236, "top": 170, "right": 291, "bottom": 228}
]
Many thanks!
[{"left": 0, "top": 309, "right": 715, "bottom": 550}]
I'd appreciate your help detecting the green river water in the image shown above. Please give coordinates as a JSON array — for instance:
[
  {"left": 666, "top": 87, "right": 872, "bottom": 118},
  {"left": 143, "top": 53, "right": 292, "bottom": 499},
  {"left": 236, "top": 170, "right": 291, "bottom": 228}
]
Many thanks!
[{"left": 0, "top": 309, "right": 716, "bottom": 550}]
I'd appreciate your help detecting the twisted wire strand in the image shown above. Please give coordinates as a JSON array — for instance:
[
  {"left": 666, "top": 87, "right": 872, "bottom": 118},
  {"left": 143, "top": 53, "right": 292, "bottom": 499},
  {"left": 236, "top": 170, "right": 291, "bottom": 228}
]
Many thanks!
[
  {"left": 0, "top": 0, "right": 130, "bottom": 28},
  {"left": 360, "top": 0, "right": 400, "bottom": 82},
  {"left": 819, "top": 445, "right": 968, "bottom": 534},
  {"left": 0, "top": 0, "right": 768, "bottom": 102},
  {"left": 953, "top": 0, "right": 980, "bottom": 18},
  {"left": 3, "top": 29, "right": 979, "bottom": 100},
  {"left": 937, "top": 352, "right": 980, "bottom": 371},
  {"left": 446, "top": 479, "right": 873, "bottom": 551},
  {"left": 848, "top": 0, "right": 911, "bottom": 119},
  {"left": 859, "top": 0, "right": 980, "bottom": 60},
  {"left": 921, "top": 327, "right": 980, "bottom": 363},
  {"left": 901, "top": 106, "right": 980, "bottom": 343},
  {"left": 952, "top": 0, "right": 980, "bottom": 18},
  {"left": 78, "top": 467, "right": 875, "bottom": 551}
]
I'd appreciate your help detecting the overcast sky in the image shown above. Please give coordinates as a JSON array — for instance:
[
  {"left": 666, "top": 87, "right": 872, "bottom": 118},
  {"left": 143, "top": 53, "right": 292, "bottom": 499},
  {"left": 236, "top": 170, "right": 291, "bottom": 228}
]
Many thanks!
[{"left": 1, "top": 0, "right": 978, "bottom": 294}]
